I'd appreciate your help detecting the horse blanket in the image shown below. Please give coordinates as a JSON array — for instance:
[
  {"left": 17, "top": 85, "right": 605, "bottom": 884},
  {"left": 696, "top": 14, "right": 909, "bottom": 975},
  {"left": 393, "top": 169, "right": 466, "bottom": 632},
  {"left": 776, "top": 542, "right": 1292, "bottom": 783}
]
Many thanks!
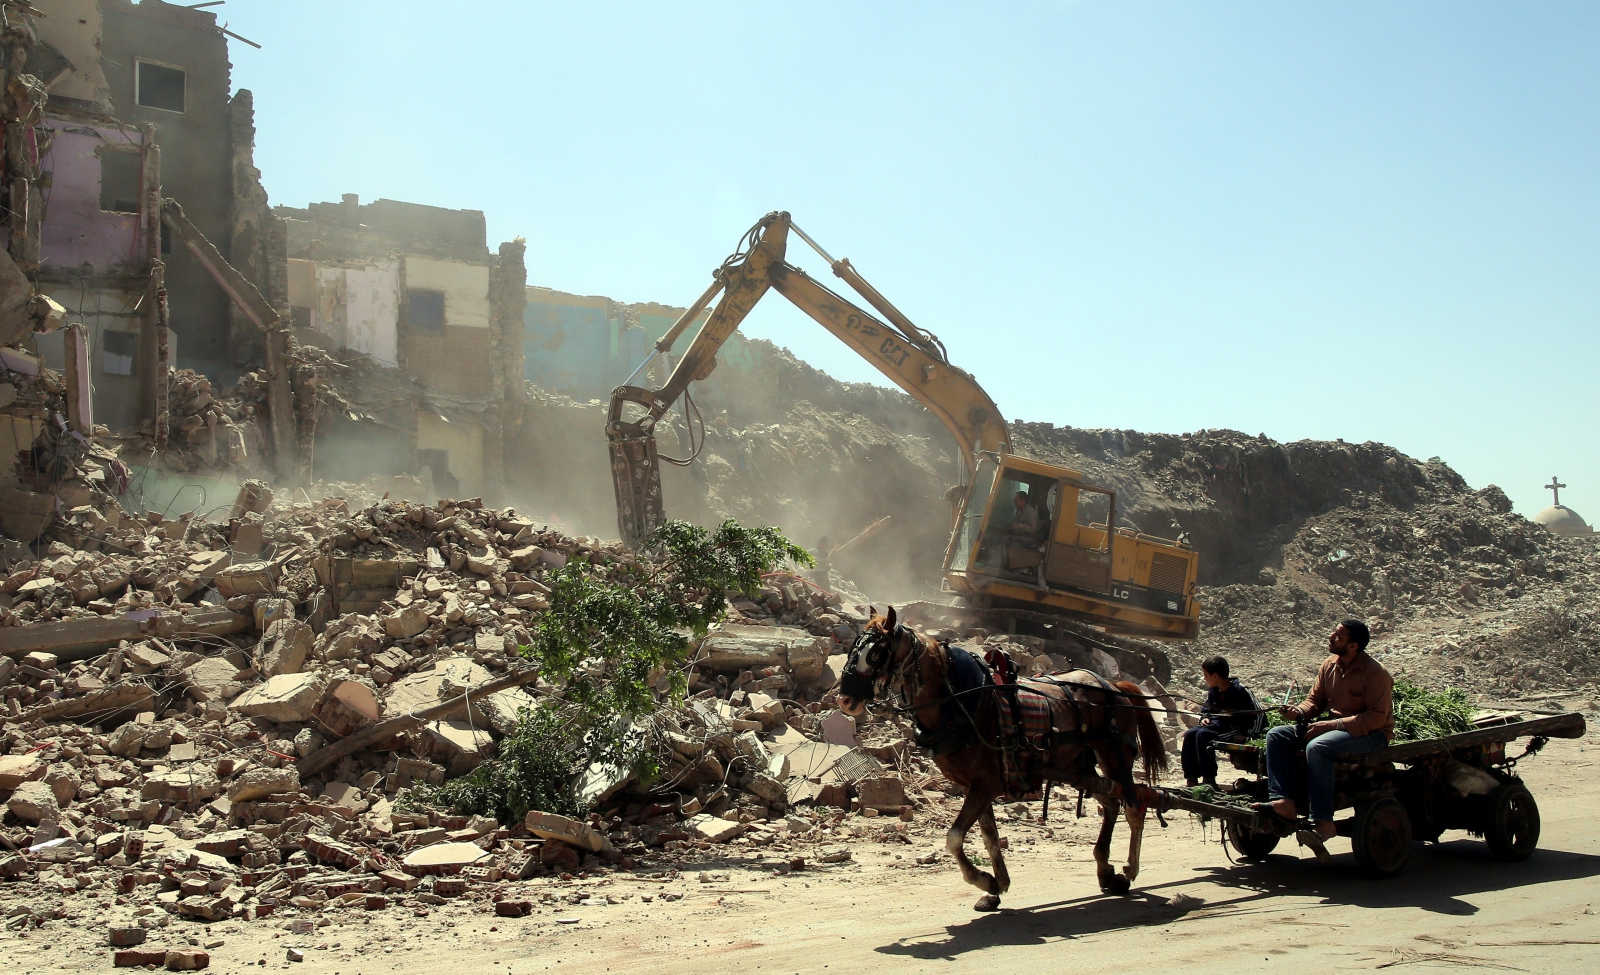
[{"left": 995, "top": 678, "right": 1068, "bottom": 798}]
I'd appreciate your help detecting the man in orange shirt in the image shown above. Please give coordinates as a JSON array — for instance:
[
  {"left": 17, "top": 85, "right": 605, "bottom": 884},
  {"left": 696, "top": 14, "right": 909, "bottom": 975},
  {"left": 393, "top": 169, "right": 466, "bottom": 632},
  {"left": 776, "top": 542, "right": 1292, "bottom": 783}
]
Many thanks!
[{"left": 1262, "top": 620, "right": 1394, "bottom": 840}]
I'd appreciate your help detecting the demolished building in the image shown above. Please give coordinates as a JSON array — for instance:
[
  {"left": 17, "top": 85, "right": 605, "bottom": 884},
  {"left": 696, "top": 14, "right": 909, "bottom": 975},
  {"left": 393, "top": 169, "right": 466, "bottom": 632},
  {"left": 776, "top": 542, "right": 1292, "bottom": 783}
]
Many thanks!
[{"left": 271, "top": 194, "right": 527, "bottom": 499}]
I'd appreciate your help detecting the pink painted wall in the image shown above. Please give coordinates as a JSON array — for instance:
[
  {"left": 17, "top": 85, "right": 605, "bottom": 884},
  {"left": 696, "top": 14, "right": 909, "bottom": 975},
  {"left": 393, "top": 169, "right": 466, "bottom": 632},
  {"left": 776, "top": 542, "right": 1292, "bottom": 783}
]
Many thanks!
[{"left": 40, "top": 120, "right": 146, "bottom": 269}]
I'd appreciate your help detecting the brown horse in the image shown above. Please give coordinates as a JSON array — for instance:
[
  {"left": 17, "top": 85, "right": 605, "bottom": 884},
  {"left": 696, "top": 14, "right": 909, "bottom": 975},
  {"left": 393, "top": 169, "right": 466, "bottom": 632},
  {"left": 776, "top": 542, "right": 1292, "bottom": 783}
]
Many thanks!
[{"left": 835, "top": 607, "right": 1167, "bottom": 910}]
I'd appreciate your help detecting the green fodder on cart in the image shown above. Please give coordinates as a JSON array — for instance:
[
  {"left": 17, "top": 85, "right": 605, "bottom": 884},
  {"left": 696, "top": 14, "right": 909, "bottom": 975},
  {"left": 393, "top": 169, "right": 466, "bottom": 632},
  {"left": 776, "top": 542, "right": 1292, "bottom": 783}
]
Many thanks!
[
  {"left": 1391, "top": 677, "right": 1473, "bottom": 741},
  {"left": 1247, "top": 677, "right": 1472, "bottom": 747}
]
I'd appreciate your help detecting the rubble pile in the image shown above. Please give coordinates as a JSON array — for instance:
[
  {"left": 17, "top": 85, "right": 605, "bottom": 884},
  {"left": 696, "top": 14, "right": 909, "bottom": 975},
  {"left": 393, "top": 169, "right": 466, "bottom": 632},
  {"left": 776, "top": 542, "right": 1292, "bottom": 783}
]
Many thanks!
[
  {"left": 0, "top": 353, "right": 133, "bottom": 547},
  {"left": 1009, "top": 423, "right": 1600, "bottom": 705},
  {"left": 0, "top": 490, "right": 963, "bottom": 954},
  {"left": 123, "top": 370, "right": 263, "bottom": 476},
  {"left": 125, "top": 340, "right": 369, "bottom": 481}
]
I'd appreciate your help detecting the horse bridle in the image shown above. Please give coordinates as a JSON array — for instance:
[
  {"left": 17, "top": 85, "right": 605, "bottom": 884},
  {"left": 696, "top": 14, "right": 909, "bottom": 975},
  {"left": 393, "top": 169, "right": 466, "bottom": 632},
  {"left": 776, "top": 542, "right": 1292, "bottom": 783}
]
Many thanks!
[{"left": 841, "top": 624, "right": 925, "bottom": 709}]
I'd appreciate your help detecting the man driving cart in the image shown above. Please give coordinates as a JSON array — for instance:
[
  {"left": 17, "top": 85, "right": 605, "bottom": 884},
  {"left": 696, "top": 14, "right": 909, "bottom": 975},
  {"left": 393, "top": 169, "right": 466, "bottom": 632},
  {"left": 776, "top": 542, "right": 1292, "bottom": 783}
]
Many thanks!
[{"left": 1259, "top": 620, "right": 1395, "bottom": 841}]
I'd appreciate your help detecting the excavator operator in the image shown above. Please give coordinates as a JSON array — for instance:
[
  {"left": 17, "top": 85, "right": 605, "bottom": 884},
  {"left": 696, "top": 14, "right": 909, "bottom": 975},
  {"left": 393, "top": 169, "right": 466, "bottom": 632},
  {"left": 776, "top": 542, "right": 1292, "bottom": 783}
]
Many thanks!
[{"left": 1006, "top": 490, "right": 1039, "bottom": 538}]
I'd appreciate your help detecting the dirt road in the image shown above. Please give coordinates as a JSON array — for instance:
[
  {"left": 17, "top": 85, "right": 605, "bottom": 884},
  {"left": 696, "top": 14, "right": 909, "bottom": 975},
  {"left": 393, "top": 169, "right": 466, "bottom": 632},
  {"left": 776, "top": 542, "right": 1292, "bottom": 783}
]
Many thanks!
[{"left": 10, "top": 738, "right": 1595, "bottom": 975}]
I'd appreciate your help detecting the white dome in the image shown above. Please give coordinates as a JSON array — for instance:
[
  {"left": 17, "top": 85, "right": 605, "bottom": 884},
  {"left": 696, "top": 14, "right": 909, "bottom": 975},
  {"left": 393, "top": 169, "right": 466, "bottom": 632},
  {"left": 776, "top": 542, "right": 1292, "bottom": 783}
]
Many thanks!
[{"left": 1534, "top": 504, "right": 1591, "bottom": 536}]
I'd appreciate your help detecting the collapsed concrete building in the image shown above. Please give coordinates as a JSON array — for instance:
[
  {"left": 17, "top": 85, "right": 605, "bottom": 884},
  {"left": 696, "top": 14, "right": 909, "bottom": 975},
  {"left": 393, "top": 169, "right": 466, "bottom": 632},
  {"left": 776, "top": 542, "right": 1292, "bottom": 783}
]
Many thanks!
[{"left": 272, "top": 195, "right": 527, "bottom": 499}]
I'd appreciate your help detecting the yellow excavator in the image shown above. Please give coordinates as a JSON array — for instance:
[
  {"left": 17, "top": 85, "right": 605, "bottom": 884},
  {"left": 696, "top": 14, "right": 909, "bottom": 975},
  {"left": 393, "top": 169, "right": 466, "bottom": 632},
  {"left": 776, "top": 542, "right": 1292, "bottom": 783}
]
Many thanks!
[{"left": 606, "top": 212, "right": 1199, "bottom": 640}]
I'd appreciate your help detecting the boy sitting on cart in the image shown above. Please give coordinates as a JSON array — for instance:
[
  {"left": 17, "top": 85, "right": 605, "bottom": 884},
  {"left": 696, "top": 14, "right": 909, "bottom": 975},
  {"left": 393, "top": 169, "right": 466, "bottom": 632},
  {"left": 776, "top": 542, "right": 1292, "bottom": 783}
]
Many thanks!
[
  {"left": 1182, "top": 655, "right": 1258, "bottom": 788},
  {"left": 1262, "top": 619, "right": 1395, "bottom": 840}
]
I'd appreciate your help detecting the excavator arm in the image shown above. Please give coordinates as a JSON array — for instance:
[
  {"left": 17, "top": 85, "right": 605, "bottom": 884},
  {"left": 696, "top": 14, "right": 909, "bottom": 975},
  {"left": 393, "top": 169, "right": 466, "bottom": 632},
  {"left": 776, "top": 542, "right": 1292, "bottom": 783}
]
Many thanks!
[{"left": 606, "top": 211, "right": 1010, "bottom": 548}]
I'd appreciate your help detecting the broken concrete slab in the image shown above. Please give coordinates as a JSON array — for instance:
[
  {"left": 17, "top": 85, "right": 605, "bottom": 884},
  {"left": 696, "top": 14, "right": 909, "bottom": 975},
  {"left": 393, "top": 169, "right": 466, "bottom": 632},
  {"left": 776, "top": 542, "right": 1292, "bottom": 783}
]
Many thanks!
[
  {"left": 7, "top": 780, "right": 60, "bottom": 824},
  {"left": 820, "top": 710, "right": 860, "bottom": 746},
  {"left": 696, "top": 624, "right": 794, "bottom": 671},
  {"left": 212, "top": 561, "right": 277, "bottom": 598},
  {"left": 124, "top": 642, "right": 171, "bottom": 669},
  {"left": 331, "top": 678, "right": 382, "bottom": 721},
  {"left": 400, "top": 841, "right": 491, "bottom": 875},
  {"left": 424, "top": 719, "right": 492, "bottom": 775},
  {"left": 254, "top": 619, "right": 312, "bottom": 676},
  {"left": 320, "top": 782, "right": 368, "bottom": 813},
  {"left": 682, "top": 813, "right": 743, "bottom": 843},
  {"left": 382, "top": 604, "right": 429, "bottom": 639},
  {"left": 855, "top": 774, "right": 908, "bottom": 811},
  {"left": 141, "top": 769, "right": 221, "bottom": 804},
  {"left": 229, "top": 766, "right": 299, "bottom": 803},
  {"left": 252, "top": 597, "right": 294, "bottom": 632},
  {"left": 229, "top": 673, "right": 323, "bottom": 722},
  {"left": 181, "top": 657, "right": 246, "bottom": 703},
  {"left": 383, "top": 656, "right": 489, "bottom": 720},
  {"left": 524, "top": 810, "right": 605, "bottom": 852},
  {"left": 0, "top": 754, "right": 47, "bottom": 790}
]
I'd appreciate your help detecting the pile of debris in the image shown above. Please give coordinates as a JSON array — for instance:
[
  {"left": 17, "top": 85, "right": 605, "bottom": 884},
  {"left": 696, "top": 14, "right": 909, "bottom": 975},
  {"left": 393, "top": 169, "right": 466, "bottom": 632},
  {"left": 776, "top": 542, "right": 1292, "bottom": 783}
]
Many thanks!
[
  {"left": 0, "top": 349, "right": 133, "bottom": 548},
  {"left": 1005, "top": 423, "right": 1600, "bottom": 706},
  {"left": 122, "top": 340, "right": 365, "bottom": 481},
  {"left": 123, "top": 369, "right": 264, "bottom": 476},
  {"left": 0, "top": 490, "right": 961, "bottom": 956}
]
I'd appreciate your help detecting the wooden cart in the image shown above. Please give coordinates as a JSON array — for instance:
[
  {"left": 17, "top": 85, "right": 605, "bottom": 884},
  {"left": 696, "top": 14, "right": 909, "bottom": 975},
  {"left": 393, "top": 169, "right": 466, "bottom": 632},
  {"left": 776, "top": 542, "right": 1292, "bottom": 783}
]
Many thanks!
[{"left": 1156, "top": 711, "right": 1590, "bottom": 877}]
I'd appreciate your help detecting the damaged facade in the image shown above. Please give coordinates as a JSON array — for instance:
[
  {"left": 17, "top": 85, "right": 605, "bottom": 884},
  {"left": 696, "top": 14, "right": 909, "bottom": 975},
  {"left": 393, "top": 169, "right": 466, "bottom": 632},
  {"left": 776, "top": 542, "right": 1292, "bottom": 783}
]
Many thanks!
[
  {"left": 32, "top": 0, "right": 279, "bottom": 422},
  {"left": 274, "top": 195, "right": 526, "bottom": 500},
  {"left": 0, "top": 0, "right": 316, "bottom": 531}
]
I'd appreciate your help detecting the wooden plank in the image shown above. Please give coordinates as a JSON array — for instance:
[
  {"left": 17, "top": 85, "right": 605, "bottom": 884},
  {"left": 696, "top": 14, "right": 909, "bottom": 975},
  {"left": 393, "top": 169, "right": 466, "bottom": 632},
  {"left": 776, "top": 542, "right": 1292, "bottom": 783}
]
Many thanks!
[
  {"left": 1351, "top": 712, "right": 1587, "bottom": 766},
  {"left": 1158, "top": 791, "right": 1260, "bottom": 827}
]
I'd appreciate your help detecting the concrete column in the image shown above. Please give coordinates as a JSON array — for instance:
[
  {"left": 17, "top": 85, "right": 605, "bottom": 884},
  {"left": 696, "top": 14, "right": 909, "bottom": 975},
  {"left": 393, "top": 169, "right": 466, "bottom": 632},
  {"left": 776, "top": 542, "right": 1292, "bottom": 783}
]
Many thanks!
[{"left": 138, "top": 127, "right": 163, "bottom": 430}]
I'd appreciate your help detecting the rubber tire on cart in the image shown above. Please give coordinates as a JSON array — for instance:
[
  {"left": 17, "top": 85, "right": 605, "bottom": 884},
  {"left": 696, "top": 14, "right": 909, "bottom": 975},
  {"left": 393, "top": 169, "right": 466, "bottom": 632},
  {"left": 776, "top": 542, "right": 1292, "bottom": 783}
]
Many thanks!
[
  {"left": 1484, "top": 781, "right": 1540, "bottom": 862},
  {"left": 1350, "top": 797, "right": 1412, "bottom": 878},
  {"left": 1225, "top": 819, "right": 1279, "bottom": 861}
]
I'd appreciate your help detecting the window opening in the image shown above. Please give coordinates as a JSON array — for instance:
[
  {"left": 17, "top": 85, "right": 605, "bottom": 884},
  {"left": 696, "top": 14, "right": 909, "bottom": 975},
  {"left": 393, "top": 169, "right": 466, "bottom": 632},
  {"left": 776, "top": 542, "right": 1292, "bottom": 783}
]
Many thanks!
[
  {"left": 946, "top": 454, "right": 998, "bottom": 573},
  {"left": 136, "top": 60, "right": 186, "bottom": 113},
  {"left": 102, "top": 331, "right": 136, "bottom": 376},
  {"left": 100, "top": 151, "right": 140, "bottom": 214},
  {"left": 407, "top": 289, "right": 445, "bottom": 331}
]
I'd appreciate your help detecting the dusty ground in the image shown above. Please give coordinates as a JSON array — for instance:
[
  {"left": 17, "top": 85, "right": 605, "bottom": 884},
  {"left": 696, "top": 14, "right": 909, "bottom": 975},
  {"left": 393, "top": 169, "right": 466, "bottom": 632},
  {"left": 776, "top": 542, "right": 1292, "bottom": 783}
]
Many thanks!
[{"left": 7, "top": 737, "right": 1594, "bottom": 975}]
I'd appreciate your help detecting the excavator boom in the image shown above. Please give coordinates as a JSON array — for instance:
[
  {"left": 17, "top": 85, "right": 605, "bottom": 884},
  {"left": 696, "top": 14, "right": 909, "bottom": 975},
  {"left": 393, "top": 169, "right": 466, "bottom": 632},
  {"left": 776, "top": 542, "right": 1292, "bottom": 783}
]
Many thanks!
[
  {"left": 606, "top": 212, "right": 1201, "bottom": 641},
  {"left": 607, "top": 211, "right": 1007, "bottom": 547}
]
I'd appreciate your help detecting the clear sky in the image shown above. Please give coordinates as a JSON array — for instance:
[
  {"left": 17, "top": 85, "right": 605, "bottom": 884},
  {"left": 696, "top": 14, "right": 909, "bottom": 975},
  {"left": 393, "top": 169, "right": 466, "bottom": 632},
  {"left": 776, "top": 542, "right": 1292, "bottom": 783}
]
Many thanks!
[{"left": 227, "top": 1, "right": 1598, "bottom": 519}]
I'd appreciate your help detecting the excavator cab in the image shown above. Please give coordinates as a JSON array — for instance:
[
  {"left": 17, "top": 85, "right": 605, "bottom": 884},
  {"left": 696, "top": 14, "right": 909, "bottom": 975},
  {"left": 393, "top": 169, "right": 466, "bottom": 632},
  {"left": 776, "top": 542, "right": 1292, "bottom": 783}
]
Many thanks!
[{"left": 943, "top": 453, "right": 1200, "bottom": 639}]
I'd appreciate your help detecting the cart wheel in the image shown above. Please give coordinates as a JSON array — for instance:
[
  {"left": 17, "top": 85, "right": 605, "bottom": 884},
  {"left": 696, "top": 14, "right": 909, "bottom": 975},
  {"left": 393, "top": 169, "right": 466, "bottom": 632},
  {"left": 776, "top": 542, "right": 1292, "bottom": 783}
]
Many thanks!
[
  {"left": 1350, "top": 797, "right": 1412, "bottom": 878},
  {"left": 1225, "top": 819, "right": 1280, "bottom": 861},
  {"left": 1484, "top": 781, "right": 1539, "bottom": 862}
]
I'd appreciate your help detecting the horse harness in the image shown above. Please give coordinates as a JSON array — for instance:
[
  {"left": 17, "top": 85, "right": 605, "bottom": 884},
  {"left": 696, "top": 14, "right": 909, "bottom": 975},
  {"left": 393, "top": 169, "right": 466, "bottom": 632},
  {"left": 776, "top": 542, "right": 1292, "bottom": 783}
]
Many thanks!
[
  {"left": 863, "top": 626, "right": 1155, "bottom": 816},
  {"left": 874, "top": 628, "right": 1138, "bottom": 780}
]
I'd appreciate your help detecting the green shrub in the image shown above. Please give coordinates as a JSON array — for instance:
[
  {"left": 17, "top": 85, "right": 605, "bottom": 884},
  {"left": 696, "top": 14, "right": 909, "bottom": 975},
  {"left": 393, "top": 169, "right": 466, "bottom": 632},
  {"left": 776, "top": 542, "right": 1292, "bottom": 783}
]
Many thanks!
[{"left": 416, "top": 519, "right": 809, "bottom": 822}]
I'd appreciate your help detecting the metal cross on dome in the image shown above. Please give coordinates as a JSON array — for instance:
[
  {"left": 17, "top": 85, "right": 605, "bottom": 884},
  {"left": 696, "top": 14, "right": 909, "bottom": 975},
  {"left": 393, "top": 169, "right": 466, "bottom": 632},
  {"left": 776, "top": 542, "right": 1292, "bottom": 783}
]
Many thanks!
[{"left": 1546, "top": 476, "right": 1566, "bottom": 506}]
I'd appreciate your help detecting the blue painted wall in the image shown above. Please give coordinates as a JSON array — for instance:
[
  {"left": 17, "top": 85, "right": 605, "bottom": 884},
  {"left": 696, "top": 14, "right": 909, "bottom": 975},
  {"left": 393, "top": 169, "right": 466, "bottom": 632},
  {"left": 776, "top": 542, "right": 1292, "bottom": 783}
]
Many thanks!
[{"left": 523, "top": 288, "right": 755, "bottom": 398}]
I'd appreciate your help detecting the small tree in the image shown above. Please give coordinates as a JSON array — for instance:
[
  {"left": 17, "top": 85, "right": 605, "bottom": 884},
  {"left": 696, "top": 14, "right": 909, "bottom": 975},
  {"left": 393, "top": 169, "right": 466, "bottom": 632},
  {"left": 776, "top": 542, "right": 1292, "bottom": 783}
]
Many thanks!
[{"left": 424, "top": 519, "right": 810, "bottom": 822}]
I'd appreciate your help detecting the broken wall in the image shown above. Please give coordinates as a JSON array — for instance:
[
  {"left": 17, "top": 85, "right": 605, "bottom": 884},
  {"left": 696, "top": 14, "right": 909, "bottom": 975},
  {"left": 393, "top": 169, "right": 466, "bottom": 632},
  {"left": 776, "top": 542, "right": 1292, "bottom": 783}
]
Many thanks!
[
  {"left": 276, "top": 196, "right": 491, "bottom": 265},
  {"left": 227, "top": 88, "right": 283, "bottom": 371},
  {"left": 99, "top": 0, "right": 236, "bottom": 378},
  {"left": 400, "top": 257, "right": 492, "bottom": 397},
  {"left": 521, "top": 287, "right": 700, "bottom": 397},
  {"left": 32, "top": 283, "right": 179, "bottom": 431},
  {"left": 299, "top": 258, "right": 400, "bottom": 367},
  {"left": 32, "top": 0, "right": 112, "bottom": 113},
  {"left": 37, "top": 120, "right": 146, "bottom": 268}
]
